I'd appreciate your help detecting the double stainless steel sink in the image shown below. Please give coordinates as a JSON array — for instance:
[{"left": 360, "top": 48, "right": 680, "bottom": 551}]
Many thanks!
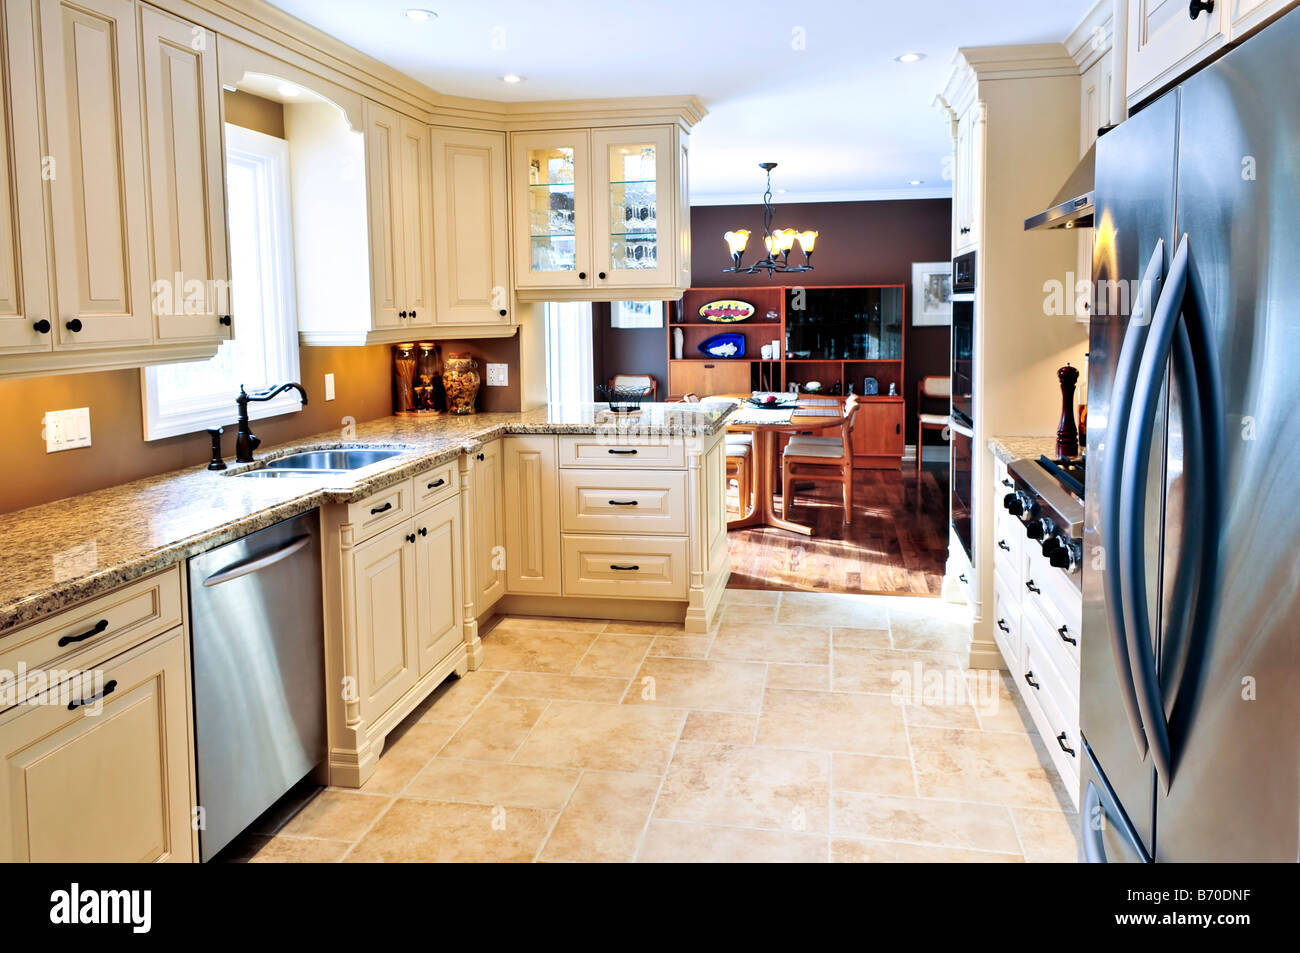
[{"left": 231, "top": 448, "right": 405, "bottom": 478}]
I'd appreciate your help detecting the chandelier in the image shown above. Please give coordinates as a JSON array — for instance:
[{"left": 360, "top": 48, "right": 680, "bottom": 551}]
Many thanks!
[{"left": 722, "top": 162, "right": 816, "bottom": 276}]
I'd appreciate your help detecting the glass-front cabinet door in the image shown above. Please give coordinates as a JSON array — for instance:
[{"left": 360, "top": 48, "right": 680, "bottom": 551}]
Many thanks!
[
  {"left": 511, "top": 131, "right": 591, "bottom": 289},
  {"left": 591, "top": 126, "right": 675, "bottom": 289}
]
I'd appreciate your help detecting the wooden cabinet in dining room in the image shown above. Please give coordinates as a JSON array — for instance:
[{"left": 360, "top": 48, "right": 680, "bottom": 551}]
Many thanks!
[
  {"left": 667, "top": 360, "right": 751, "bottom": 399},
  {"left": 429, "top": 126, "right": 512, "bottom": 328},
  {"left": 38, "top": 0, "right": 153, "bottom": 350},
  {"left": 850, "top": 398, "right": 906, "bottom": 469},
  {"left": 139, "top": 4, "right": 231, "bottom": 345}
]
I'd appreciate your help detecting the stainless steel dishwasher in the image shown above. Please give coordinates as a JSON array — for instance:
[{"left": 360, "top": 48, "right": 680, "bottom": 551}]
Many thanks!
[{"left": 188, "top": 511, "right": 325, "bottom": 861}]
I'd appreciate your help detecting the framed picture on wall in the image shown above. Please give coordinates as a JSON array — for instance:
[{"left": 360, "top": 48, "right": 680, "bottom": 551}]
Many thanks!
[
  {"left": 611, "top": 300, "right": 664, "bottom": 329},
  {"left": 911, "top": 262, "right": 953, "bottom": 326}
]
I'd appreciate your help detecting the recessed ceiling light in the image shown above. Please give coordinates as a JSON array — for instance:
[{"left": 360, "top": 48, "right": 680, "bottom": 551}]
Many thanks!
[
  {"left": 502, "top": 73, "right": 524, "bottom": 84},
  {"left": 776, "top": 188, "right": 788, "bottom": 194},
  {"left": 404, "top": 8, "right": 436, "bottom": 21},
  {"left": 277, "top": 83, "right": 301, "bottom": 98},
  {"left": 895, "top": 52, "right": 926, "bottom": 64},
  {"left": 909, "top": 179, "right": 924, "bottom": 186}
]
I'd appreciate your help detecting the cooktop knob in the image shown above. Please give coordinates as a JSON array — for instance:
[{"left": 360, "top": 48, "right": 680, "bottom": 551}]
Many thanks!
[
  {"left": 1040, "top": 535, "right": 1063, "bottom": 559},
  {"left": 1002, "top": 492, "right": 1021, "bottom": 515},
  {"left": 1004, "top": 490, "right": 1033, "bottom": 518},
  {"left": 1048, "top": 537, "right": 1082, "bottom": 572},
  {"left": 1027, "top": 517, "right": 1054, "bottom": 541}
]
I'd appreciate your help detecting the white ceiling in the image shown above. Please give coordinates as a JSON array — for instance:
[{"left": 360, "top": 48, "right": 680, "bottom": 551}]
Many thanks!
[{"left": 263, "top": 0, "right": 1097, "bottom": 203}]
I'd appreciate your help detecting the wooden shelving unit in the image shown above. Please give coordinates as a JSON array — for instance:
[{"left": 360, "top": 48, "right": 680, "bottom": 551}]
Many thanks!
[{"left": 668, "top": 284, "right": 908, "bottom": 469}]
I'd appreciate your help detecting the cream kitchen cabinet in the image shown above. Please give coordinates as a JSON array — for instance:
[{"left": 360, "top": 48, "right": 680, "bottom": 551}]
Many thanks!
[
  {"left": 323, "top": 469, "right": 472, "bottom": 786},
  {"left": 140, "top": 4, "right": 232, "bottom": 346},
  {"left": 502, "top": 435, "right": 561, "bottom": 595},
  {"left": 430, "top": 127, "right": 513, "bottom": 329},
  {"left": 0, "top": 625, "right": 195, "bottom": 863},
  {"left": 510, "top": 124, "right": 691, "bottom": 301},
  {"left": 472, "top": 439, "right": 507, "bottom": 609},
  {"left": 1127, "top": 0, "right": 1298, "bottom": 106},
  {"left": 951, "top": 100, "right": 982, "bottom": 254}
]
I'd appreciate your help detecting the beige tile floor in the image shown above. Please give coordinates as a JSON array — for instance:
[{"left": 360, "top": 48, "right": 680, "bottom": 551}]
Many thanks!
[{"left": 225, "top": 589, "right": 1081, "bottom": 863}]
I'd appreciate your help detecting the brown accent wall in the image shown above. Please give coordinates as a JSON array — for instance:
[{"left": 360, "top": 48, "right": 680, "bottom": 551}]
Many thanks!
[
  {"left": 590, "top": 302, "right": 669, "bottom": 401},
  {"left": 690, "top": 199, "right": 953, "bottom": 446},
  {"left": 223, "top": 90, "right": 285, "bottom": 139}
]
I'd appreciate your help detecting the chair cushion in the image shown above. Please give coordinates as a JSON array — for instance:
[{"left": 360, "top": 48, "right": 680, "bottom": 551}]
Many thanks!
[
  {"left": 725, "top": 443, "right": 752, "bottom": 458},
  {"left": 784, "top": 436, "right": 847, "bottom": 459},
  {"left": 724, "top": 433, "right": 753, "bottom": 446},
  {"left": 919, "top": 413, "right": 950, "bottom": 426}
]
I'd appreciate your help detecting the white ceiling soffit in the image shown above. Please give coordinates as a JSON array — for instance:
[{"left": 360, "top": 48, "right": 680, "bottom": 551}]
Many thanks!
[{"left": 263, "top": 0, "right": 1100, "bottom": 203}]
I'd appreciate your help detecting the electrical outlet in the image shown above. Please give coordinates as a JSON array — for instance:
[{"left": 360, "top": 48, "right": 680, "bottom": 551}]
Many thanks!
[
  {"left": 324, "top": 373, "right": 336, "bottom": 401},
  {"left": 44, "top": 408, "right": 92, "bottom": 453},
  {"left": 486, "top": 363, "right": 508, "bottom": 387}
]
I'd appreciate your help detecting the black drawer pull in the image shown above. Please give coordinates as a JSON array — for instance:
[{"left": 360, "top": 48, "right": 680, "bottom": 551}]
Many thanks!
[
  {"left": 1026, "top": 579, "right": 1041, "bottom": 594},
  {"left": 1058, "top": 625, "right": 1077, "bottom": 646},
  {"left": 608, "top": 500, "right": 639, "bottom": 506},
  {"left": 68, "top": 679, "right": 117, "bottom": 711},
  {"left": 1188, "top": 0, "right": 1214, "bottom": 21},
  {"left": 997, "top": 619, "right": 1010, "bottom": 633},
  {"left": 998, "top": 540, "right": 1011, "bottom": 551},
  {"left": 370, "top": 502, "right": 393, "bottom": 515},
  {"left": 958, "top": 573, "right": 967, "bottom": 583},
  {"left": 427, "top": 478, "right": 446, "bottom": 490},
  {"left": 1057, "top": 732, "right": 1076, "bottom": 757},
  {"left": 608, "top": 448, "right": 638, "bottom": 455},
  {"left": 58, "top": 618, "right": 108, "bottom": 647},
  {"left": 1024, "top": 670, "right": 1040, "bottom": 690},
  {"left": 1002, "top": 478, "right": 1013, "bottom": 488},
  {"left": 609, "top": 564, "right": 640, "bottom": 572}
]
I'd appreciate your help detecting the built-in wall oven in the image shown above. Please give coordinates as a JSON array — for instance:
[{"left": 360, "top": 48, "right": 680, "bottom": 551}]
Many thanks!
[{"left": 950, "top": 251, "right": 976, "bottom": 560}]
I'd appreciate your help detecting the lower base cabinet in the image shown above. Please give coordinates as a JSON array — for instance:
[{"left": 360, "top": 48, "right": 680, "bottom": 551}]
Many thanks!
[
  {"left": 415, "top": 496, "right": 465, "bottom": 674},
  {"left": 0, "top": 626, "right": 195, "bottom": 862},
  {"left": 851, "top": 398, "right": 906, "bottom": 469},
  {"left": 352, "top": 520, "right": 420, "bottom": 726}
]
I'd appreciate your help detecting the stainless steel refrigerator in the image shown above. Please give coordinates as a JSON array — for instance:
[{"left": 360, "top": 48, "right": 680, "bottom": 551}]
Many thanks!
[{"left": 1081, "top": 7, "right": 1300, "bottom": 862}]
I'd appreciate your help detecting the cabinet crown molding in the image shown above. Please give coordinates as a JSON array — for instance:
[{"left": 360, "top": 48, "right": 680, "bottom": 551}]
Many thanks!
[
  {"left": 1065, "top": 0, "right": 1115, "bottom": 72},
  {"left": 943, "top": 42, "right": 1080, "bottom": 108}
]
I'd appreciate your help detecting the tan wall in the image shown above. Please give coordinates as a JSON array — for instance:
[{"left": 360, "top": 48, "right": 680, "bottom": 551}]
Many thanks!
[{"left": 222, "top": 90, "right": 285, "bottom": 139}]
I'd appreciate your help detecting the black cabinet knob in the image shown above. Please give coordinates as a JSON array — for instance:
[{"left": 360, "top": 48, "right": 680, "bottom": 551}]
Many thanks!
[
  {"left": 410, "top": 310, "right": 417, "bottom": 320},
  {"left": 597, "top": 271, "right": 606, "bottom": 280},
  {"left": 499, "top": 309, "right": 508, "bottom": 317},
  {"left": 1188, "top": 0, "right": 1214, "bottom": 20},
  {"left": 65, "top": 318, "right": 83, "bottom": 333},
  {"left": 33, "top": 319, "right": 51, "bottom": 334},
  {"left": 476, "top": 452, "right": 484, "bottom": 461},
  {"left": 406, "top": 533, "right": 416, "bottom": 544},
  {"left": 219, "top": 314, "right": 232, "bottom": 327},
  {"left": 399, "top": 310, "right": 408, "bottom": 319},
  {"left": 578, "top": 272, "right": 587, "bottom": 280}
]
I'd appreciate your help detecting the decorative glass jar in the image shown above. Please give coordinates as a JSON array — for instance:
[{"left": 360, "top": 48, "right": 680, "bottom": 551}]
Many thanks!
[{"left": 442, "top": 353, "right": 481, "bottom": 415}]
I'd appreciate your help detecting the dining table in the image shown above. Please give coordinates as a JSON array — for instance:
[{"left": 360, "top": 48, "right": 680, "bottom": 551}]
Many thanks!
[{"left": 722, "top": 393, "right": 846, "bottom": 536}]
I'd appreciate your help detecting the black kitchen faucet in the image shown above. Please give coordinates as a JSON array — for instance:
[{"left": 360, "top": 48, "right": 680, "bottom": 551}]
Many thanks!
[{"left": 235, "top": 383, "right": 309, "bottom": 463}]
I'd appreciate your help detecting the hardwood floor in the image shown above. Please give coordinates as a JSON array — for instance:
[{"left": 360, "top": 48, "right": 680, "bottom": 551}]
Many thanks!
[{"left": 727, "top": 463, "right": 949, "bottom": 596}]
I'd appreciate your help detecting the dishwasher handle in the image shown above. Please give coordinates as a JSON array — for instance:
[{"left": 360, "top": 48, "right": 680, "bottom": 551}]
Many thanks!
[{"left": 202, "top": 534, "right": 312, "bottom": 588}]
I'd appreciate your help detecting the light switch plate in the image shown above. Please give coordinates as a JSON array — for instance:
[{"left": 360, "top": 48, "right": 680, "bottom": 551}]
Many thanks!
[
  {"left": 44, "top": 408, "right": 91, "bottom": 453},
  {"left": 324, "top": 373, "right": 336, "bottom": 401},
  {"left": 486, "top": 363, "right": 508, "bottom": 387}
]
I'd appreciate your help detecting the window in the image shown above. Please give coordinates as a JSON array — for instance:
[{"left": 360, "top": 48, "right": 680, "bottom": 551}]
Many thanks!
[
  {"left": 544, "top": 301, "right": 594, "bottom": 405},
  {"left": 143, "top": 124, "right": 300, "bottom": 440}
]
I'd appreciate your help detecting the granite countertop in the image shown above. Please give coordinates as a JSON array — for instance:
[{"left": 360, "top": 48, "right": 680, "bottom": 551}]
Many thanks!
[
  {"left": 988, "top": 435, "right": 1060, "bottom": 465},
  {"left": 0, "top": 402, "right": 736, "bottom": 634}
]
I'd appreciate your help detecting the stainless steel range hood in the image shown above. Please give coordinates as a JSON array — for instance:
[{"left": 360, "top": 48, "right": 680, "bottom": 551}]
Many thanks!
[{"left": 1024, "top": 142, "right": 1095, "bottom": 231}]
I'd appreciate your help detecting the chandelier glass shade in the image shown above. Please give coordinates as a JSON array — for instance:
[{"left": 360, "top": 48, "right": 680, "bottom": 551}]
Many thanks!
[{"left": 722, "top": 163, "right": 816, "bottom": 276}]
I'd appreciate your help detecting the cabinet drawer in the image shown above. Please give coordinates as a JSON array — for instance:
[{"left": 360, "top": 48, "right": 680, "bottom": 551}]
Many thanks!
[
  {"left": 0, "top": 566, "right": 183, "bottom": 684},
  {"left": 560, "top": 469, "right": 687, "bottom": 535},
  {"left": 991, "top": 575, "right": 1020, "bottom": 670},
  {"left": 561, "top": 535, "right": 688, "bottom": 600},
  {"left": 347, "top": 479, "right": 415, "bottom": 541},
  {"left": 1021, "top": 547, "right": 1083, "bottom": 637},
  {"left": 559, "top": 436, "right": 685, "bottom": 469},
  {"left": 1022, "top": 590, "right": 1081, "bottom": 688},
  {"left": 414, "top": 460, "right": 458, "bottom": 511},
  {"left": 992, "top": 508, "right": 1022, "bottom": 593},
  {"left": 0, "top": 626, "right": 195, "bottom": 862},
  {"left": 1020, "top": 634, "right": 1080, "bottom": 802}
]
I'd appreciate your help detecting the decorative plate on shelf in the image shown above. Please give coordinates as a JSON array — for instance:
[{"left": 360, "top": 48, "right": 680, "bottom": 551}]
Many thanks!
[
  {"left": 698, "top": 332, "right": 746, "bottom": 358},
  {"left": 698, "top": 299, "right": 755, "bottom": 323}
]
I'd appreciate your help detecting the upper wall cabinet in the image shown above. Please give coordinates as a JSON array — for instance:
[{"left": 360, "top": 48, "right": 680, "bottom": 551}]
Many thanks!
[
  {"left": 139, "top": 5, "right": 232, "bottom": 346},
  {"left": 510, "top": 124, "right": 691, "bottom": 302},
  {"left": 1127, "top": 0, "right": 1298, "bottom": 106},
  {"left": 951, "top": 101, "right": 982, "bottom": 255},
  {"left": 429, "top": 127, "right": 511, "bottom": 328},
  {"left": 0, "top": 0, "right": 230, "bottom": 380}
]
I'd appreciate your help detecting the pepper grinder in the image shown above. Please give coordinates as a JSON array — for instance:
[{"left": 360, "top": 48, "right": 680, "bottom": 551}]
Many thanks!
[{"left": 1056, "top": 363, "right": 1080, "bottom": 458}]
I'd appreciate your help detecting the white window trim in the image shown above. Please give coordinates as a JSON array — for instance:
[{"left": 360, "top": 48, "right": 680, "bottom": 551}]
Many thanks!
[{"left": 141, "top": 124, "right": 301, "bottom": 441}]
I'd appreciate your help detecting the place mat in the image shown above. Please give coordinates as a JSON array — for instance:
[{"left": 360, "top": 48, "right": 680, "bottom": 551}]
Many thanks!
[
  {"left": 729, "top": 407, "right": 794, "bottom": 425},
  {"left": 797, "top": 398, "right": 840, "bottom": 407},
  {"left": 792, "top": 407, "right": 842, "bottom": 418}
]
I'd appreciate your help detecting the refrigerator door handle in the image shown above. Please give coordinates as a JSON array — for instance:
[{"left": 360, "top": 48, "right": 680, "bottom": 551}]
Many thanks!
[
  {"left": 1101, "top": 238, "right": 1166, "bottom": 761},
  {"left": 1119, "top": 234, "right": 1191, "bottom": 789}
]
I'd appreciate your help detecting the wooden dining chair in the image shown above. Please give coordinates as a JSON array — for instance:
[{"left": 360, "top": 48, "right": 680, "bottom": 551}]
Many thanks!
[
  {"left": 609, "top": 374, "right": 658, "bottom": 401},
  {"left": 916, "top": 375, "right": 952, "bottom": 496},
  {"left": 781, "top": 395, "right": 860, "bottom": 525}
]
